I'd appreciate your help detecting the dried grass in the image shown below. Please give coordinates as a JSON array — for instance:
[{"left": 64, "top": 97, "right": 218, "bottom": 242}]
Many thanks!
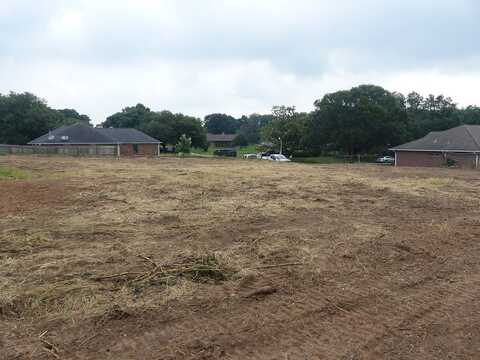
[{"left": 1, "top": 155, "right": 478, "bottom": 330}]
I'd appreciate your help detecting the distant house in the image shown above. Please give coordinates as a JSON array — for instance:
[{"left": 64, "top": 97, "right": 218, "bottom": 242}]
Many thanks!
[
  {"left": 391, "top": 125, "right": 480, "bottom": 169},
  {"left": 29, "top": 123, "right": 162, "bottom": 156},
  {"left": 207, "top": 133, "right": 236, "bottom": 148}
]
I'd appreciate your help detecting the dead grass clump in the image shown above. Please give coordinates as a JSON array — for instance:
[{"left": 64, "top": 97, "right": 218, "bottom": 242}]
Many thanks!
[
  {"left": 343, "top": 173, "right": 455, "bottom": 196},
  {"left": 159, "top": 279, "right": 197, "bottom": 305},
  {"left": 0, "top": 281, "right": 106, "bottom": 321},
  {"left": 0, "top": 298, "right": 20, "bottom": 319},
  {"left": 0, "top": 231, "right": 53, "bottom": 254}
]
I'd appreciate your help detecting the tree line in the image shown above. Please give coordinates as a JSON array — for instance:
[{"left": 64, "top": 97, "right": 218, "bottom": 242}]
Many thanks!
[
  {"left": 103, "top": 109, "right": 275, "bottom": 149},
  {"left": 1, "top": 85, "right": 480, "bottom": 155},
  {"left": 0, "top": 92, "right": 91, "bottom": 145}
]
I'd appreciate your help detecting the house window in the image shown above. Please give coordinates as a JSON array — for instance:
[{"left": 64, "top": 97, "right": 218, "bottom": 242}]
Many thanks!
[{"left": 133, "top": 144, "right": 139, "bottom": 154}]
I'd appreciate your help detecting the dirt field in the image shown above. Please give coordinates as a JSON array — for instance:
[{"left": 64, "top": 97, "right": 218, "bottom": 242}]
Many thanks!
[{"left": 1, "top": 155, "right": 479, "bottom": 359}]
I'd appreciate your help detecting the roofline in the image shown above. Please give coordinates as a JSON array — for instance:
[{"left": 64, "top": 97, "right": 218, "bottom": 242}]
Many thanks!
[
  {"left": 207, "top": 137, "right": 236, "bottom": 139},
  {"left": 390, "top": 148, "right": 480, "bottom": 153},
  {"left": 29, "top": 124, "right": 162, "bottom": 144},
  {"left": 97, "top": 127, "right": 144, "bottom": 131},
  {"left": 464, "top": 125, "right": 480, "bottom": 149}
]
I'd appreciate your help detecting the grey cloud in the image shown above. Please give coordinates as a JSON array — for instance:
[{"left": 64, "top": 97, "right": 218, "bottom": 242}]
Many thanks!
[
  {"left": 1, "top": 0, "right": 479, "bottom": 122},
  {"left": 8, "top": 0, "right": 476, "bottom": 74}
]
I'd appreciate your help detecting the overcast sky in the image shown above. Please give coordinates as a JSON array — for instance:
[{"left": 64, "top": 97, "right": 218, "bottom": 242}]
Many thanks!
[{"left": 1, "top": 0, "right": 479, "bottom": 124}]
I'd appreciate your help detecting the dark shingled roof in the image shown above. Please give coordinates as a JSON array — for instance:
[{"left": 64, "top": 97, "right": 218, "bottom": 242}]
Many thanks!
[
  {"left": 29, "top": 123, "right": 161, "bottom": 145},
  {"left": 95, "top": 128, "right": 161, "bottom": 143},
  {"left": 207, "top": 133, "right": 236, "bottom": 142},
  {"left": 391, "top": 125, "right": 480, "bottom": 152}
]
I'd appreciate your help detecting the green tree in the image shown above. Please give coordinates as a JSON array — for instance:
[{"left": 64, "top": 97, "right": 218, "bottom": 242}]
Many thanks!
[
  {"left": 104, "top": 106, "right": 207, "bottom": 148},
  {"left": 407, "top": 93, "right": 461, "bottom": 138},
  {"left": 261, "top": 106, "right": 308, "bottom": 155},
  {"left": 406, "top": 92, "right": 424, "bottom": 112},
  {"left": 0, "top": 93, "right": 53, "bottom": 144},
  {"left": 170, "top": 113, "right": 207, "bottom": 149},
  {"left": 232, "top": 133, "right": 249, "bottom": 147},
  {"left": 204, "top": 113, "right": 239, "bottom": 134},
  {"left": 310, "top": 85, "right": 410, "bottom": 154},
  {"left": 461, "top": 106, "right": 480, "bottom": 125},
  {"left": 140, "top": 111, "right": 177, "bottom": 146},
  {"left": 103, "top": 104, "right": 153, "bottom": 128},
  {"left": 176, "top": 134, "right": 192, "bottom": 154},
  {"left": 0, "top": 92, "right": 90, "bottom": 144},
  {"left": 56, "top": 109, "right": 92, "bottom": 126},
  {"left": 235, "top": 114, "right": 273, "bottom": 145}
]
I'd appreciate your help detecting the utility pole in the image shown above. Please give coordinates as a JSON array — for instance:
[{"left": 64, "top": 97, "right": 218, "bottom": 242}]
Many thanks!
[{"left": 278, "top": 137, "right": 283, "bottom": 155}]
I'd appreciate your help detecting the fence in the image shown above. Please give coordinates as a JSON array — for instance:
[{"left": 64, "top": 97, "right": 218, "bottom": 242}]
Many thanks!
[{"left": 0, "top": 144, "right": 118, "bottom": 157}]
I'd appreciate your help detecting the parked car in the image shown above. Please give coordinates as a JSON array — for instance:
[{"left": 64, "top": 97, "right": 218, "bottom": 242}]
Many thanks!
[
  {"left": 214, "top": 148, "right": 237, "bottom": 157},
  {"left": 160, "top": 145, "right": 176, "bottom": 153},
  {"left": 262, "top": 154, "right": 291, "bottom": 162},
  {"left": 376, "top": 155, "right": 395, "bottom": 165},
  {"left": 259, "top": 151, "right": 275, "bottom": 158},
  {"left": 243, "top": 153, "right": 258, "bottom": 159}
]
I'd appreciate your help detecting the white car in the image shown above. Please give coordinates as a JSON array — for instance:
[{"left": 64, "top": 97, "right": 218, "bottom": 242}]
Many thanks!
[
  {"left": 243, "top": 153, "right": 258, "bottom": 159},
  {"left": 376, "top": 155, "right": 395, "bottom": 165},
  {"left": 262, "top": 154, "right": 291, "bottom": 162}
]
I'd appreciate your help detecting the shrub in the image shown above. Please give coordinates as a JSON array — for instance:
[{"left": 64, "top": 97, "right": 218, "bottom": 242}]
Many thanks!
[
  {"left": 446, "top": 158, "right": 457, "bottom": 167},
  {"left": 233, "top": 133, "right": 248, "bottom": 147},
  {"left": 176, "top": 134, "right": 192, "bottom": 155}
]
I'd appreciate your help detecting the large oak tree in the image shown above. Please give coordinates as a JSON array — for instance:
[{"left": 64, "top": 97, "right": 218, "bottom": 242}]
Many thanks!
[{"left": 310, "top": 85, "right": 410, "bottom": 154}]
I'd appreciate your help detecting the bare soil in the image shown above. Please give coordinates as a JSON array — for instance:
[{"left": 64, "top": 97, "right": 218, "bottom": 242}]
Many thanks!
[{"left": 1, "top": 155, "right": 479, "bottom": 359}]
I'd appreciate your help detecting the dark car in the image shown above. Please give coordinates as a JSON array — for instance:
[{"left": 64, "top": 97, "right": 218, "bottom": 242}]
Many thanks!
[
  {"left": 160, "top": 145, "right": 176, "bottom": 153},
  {"left": 214, "top": 148, "right": 237, "bottom": 157}
]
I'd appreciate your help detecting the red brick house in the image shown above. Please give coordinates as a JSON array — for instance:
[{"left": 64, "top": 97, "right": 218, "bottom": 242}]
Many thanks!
[
  {"left": 391, "top": 125, "right": 480, "bottom": 169},
  {"left": 207, "top": 133, "right": 236, "bottom": 148},
  {"left": 29, "top": 123, "right": 161, "bottom": 156}
]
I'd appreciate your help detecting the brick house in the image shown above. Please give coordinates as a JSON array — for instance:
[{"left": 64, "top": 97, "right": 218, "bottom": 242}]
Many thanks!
[
  {"left": 29, "top": 123, "right": 161, "bottom": 156},
  {"left": 207, "top": 133, "right": 236, "bottom": 148},
  {"left": 391, "top": 125, "right": 480, "bottom": 169}
]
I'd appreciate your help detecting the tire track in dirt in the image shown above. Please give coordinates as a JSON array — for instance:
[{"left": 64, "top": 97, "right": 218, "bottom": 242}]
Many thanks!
[
  {"left": 86, "top": 260, "right": 478, "bottom": 360},
  {"left": 357, "top": 276, "right": 480, "bottom": 359},
  {"left": 71, "top": 203, "right": 480, "bottom": 359},
  {"left": 220, "top": 275, "right": 477, "bottom": 359}
]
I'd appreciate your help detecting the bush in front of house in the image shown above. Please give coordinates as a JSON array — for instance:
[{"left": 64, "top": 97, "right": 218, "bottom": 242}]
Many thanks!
[
  {"left": 176, "top": 134, "right": 192, "bottom": 155},
  {"left": 446, "top": 158, "right": 457, "bottom": 168}
]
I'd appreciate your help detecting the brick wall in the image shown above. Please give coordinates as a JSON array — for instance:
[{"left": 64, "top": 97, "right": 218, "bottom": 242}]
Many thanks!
[
  {"left": 445, "top": 153, "right": 477, "bottom": 169},
  {"left": 119, "top": 144, "right": 158, "bottom": 156},
  {"left": 396, "top": 151, "right": 477, "bottom": 169},
  {"left": 210, "top": 141, "right": 234, "bottom": 148}
]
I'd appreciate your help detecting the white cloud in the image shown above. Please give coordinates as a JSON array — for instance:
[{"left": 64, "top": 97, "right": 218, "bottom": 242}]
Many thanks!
[
  {"left": 0, "top": 0, "right": 479, "bottom": 124},
  {"left": 386, "top": 70, "right": 480, "bottom": 107}
]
